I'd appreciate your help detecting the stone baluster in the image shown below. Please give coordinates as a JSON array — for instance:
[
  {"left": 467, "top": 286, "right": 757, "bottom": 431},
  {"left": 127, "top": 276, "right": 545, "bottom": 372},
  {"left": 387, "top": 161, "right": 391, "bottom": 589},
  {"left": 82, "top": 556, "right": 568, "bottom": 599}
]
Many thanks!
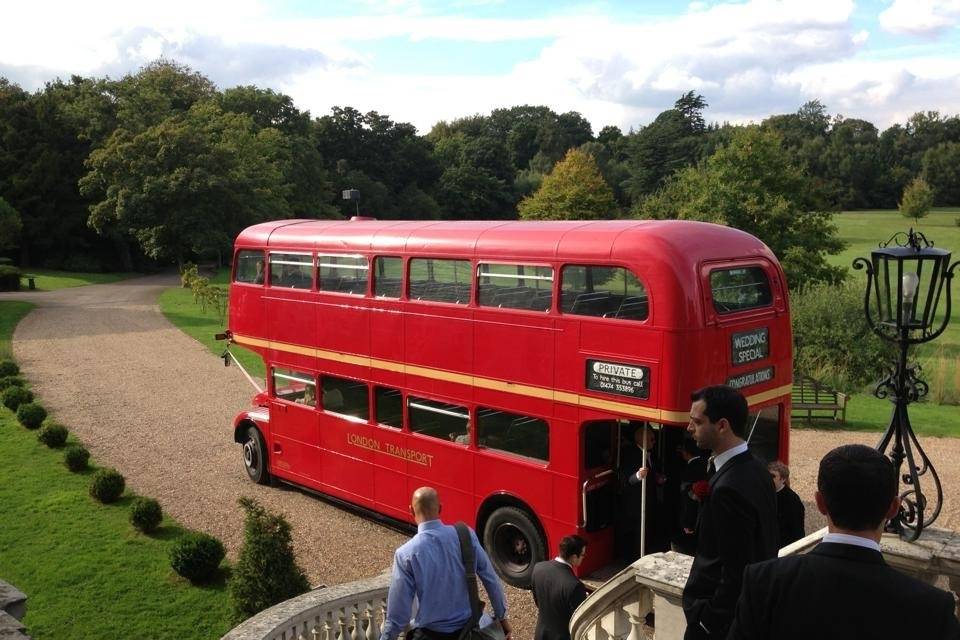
[
  {"left": 364, "top": 602, "right": 378, "bottom": 640},
  {"left": 350, "top": 607, "right": 363, "bottom": 640},
  {"left": 337, "top": 606, "right": 348, "bottom": 639},
  {"left": 621, "top": 601, "right": 646, "bottom": 640}
]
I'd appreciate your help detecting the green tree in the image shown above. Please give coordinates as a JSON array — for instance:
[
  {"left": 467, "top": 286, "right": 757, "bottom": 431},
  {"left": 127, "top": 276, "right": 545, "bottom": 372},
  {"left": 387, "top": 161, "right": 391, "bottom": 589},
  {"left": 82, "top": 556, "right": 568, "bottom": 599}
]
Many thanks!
[
  {"left": 518, "top": 148, "right": 616, "bottom": 220},
  {"left": 899, "top": 176, "right": 934, "bottom": 222},
  {"left": 81, "top": 101, "right": 291, "bottom": 262},
  {"left": 229, "top": 497, "right": 309, "bottom": 622},
  {"left": 622, "top": 92, "right": 710, "bottom": 202},
  {"left": 638, "top": 126, "right": 845, "bottom": 290},
  {"left": 0, "top": 197, "right": 22, "bottom": 252},
  {"left": 792, "top": 280, "right": 891, "bottom": 392},
  {"left": 922, "top": 142, "right": 960, "bottom": 206}
]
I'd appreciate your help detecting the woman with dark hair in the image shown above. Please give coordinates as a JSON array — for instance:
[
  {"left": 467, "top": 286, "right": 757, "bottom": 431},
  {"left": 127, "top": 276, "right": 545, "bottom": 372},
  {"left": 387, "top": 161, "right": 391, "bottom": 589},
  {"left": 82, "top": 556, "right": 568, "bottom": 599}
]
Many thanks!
[{"left": 768, "top": 460, "right": 805, "bottom": 546}]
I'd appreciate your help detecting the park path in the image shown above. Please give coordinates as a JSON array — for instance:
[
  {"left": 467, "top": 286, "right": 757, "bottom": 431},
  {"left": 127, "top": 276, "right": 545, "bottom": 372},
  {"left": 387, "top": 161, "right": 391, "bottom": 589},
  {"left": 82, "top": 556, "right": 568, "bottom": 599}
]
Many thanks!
[
  {"left": 7, "top": 275, "right": 407, "bottom": 585},
  {"left": 6, "top": 275, "right": 960, "bottom": 637}
]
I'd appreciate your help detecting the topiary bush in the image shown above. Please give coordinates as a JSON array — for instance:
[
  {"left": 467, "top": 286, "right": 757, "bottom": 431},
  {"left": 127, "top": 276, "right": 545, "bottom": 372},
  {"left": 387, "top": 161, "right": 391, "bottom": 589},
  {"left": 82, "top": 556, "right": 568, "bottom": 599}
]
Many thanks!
[
  {"left": 229, "top": 497, "right": 309, "bottom": 621},
  {"left": 0, "top": 375, "right": 24, "bottom": 390},
  {"left": 0, "top": 359, "right": 19, "bottom": 376},
  {"left": 130, "top": 497, "right": 163, "bottom": 533},
  {"left": 16, "top": 402, "right": 46, "bottom": 429},
  {"left": 64, "top": 444, "right": 90, "bottom": 471},
  {"left": 38, "top": 420, "right": 68, "bottom": 447},
  {"left": 170, "top": 532, "right": 225, "bottom": 583},
  {"left": 2, "top": 385, "right": 32, "bottom": 411},
  {"left": 90, "top": 468, "right": 125, "bottom": 504}
]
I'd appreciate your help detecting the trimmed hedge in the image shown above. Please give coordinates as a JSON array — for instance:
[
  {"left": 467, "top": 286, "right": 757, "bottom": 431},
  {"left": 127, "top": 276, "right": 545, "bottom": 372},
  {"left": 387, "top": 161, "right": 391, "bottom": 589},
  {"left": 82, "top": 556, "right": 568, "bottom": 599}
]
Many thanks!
[
  {"left": 0, "top": 375, "right": 23, "bottom": 390},
  {"left": 90, "top": 468, "right": 125, "bottom": 504},
  {"left": 2, "top": 386, "right": 32, "bottom": 411},
  {"left": 130, "top": 497, "right": 163, "bottom": 534},
  {"left": 16, "top": 402, "right": 46, "bottom": 429},
  {"left": 38, "top": 421, "right": 68, "bottom": 447},
  {"left": 0, "top": 265, "right": 20, "bottom": 292},
  {"left": 64, "top": 444, "right": 90, "bottom": 471},
  {"left": 0, "top": 359, "right": 19, "bottom": 376},
  {"left": 170, "top": 533, "right": 225, "bottom": 583}
]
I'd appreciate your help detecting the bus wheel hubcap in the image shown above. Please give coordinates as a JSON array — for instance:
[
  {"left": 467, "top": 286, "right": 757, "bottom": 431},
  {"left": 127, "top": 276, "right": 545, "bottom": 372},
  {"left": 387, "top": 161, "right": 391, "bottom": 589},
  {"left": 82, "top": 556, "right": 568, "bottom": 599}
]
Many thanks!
[
  {"left": 494, "top": 524, "right": 530, "bottom": 572},
  {"left": 243, "top": 441, "right": 256, "bottom": 467}
]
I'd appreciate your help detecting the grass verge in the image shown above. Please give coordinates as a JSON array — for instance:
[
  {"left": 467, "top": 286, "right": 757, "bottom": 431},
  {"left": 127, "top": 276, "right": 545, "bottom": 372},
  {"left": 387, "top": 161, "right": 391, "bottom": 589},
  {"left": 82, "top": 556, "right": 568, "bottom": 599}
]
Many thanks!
[
  {"left": 157, "top": 269, "right": 264, "bottom": 380},
  {"left": 0, "top": 301, "right": 233, "bottom": 639},
  {"left": 25, "top": 268, "right": 139, "bottom": 292}
]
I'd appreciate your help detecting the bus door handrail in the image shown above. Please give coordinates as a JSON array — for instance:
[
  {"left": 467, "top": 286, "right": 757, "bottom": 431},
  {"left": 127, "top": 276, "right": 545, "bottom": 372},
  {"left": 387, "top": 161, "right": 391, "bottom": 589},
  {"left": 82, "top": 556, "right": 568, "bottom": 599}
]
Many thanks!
[{"left": 580, "top": 469, "right": 614, "bottom": 528}]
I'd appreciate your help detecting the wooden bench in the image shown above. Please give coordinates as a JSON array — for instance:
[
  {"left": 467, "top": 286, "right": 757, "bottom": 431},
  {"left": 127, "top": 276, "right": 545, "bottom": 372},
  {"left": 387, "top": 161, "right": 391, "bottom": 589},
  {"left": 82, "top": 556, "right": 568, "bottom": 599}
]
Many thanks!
[{"left": 791, "top": 374, "right": 848, "bottom": 423}]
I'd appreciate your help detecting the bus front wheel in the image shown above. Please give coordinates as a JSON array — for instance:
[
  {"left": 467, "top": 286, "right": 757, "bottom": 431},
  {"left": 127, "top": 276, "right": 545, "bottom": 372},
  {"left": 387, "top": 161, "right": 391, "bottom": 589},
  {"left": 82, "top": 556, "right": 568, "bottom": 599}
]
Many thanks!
[
  {"left": 483, "top": 506, "right": 545, "bottom": 588},
  {"left": 242, "top": 426, "right": 270, "bottom": 485}
]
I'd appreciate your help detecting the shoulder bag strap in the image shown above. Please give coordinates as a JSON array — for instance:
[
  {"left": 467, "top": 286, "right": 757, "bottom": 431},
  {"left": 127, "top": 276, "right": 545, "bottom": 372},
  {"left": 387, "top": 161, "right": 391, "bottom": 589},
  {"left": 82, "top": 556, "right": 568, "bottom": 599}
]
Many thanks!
[{"left": 454, "top": 521, "right": 483, "bottom": 633}]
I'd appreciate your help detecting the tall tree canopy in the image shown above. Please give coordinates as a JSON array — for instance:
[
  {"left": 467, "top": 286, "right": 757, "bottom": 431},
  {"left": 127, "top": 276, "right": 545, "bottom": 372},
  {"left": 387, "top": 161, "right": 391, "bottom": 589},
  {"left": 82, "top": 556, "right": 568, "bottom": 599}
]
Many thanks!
[
  {"left": 517, "top": 148, "right": 616, "bottom": 220},
  {"left": 638, "top": 126, "right": 845, "bottom": 290},
  {"left": 81, "top": 102, "right": 291, "bottom": 262}
]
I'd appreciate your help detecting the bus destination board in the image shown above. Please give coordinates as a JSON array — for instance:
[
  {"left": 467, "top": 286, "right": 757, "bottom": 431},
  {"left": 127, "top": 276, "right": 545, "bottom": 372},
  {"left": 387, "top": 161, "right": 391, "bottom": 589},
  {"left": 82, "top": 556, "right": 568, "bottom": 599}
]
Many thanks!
[
  {"left": 586, "top": 359, "right": 650, "bottom": 400},
  {"left": 731, "top": 327, "right": 769, "bottom": 366},
  {"left": 727, "top": 366, "right": 774, "bottom": 390}
]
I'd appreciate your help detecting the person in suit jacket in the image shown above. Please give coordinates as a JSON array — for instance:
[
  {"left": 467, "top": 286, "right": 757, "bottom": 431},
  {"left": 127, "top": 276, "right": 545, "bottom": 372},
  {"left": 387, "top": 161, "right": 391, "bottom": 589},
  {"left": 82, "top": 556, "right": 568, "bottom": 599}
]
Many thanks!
[
  {"left": 531, "top": 535, "right": 589, "bottom": 640},
  {"left": 675, "top": 437, "right": 709, "bottom": 555},
  {"left": 616, "top": 424, "right": 668, "bottom": 562},
  {"left": 729, "top": 444, "right": 960, "bottom": 640},
  {"left": 681, "top": 385, "right": 779, "bottom": 640},
  {"left": 768, "top": 460, "right": 805, "bottom": 547}
]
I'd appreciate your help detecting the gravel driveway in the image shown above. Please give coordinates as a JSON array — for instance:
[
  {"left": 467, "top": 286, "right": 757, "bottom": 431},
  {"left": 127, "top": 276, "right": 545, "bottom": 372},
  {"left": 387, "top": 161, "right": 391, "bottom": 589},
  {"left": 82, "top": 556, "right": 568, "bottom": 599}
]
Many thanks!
[{"left": 6, "top": 275, "right": 959, "bottom": 638}]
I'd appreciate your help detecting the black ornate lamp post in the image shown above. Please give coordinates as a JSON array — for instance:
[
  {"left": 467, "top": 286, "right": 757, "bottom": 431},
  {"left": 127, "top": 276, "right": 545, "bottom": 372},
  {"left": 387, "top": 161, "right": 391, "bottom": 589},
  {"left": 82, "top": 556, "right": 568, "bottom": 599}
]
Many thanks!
[{"left": 853, "top": 229, "right": 959, "bottom": 541}]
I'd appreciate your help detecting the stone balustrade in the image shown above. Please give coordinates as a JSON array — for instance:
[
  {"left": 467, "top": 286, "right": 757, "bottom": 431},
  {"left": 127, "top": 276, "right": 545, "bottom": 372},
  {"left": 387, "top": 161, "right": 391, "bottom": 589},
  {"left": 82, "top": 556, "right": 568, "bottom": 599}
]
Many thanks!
[
  {"left": 0, "top": 579, "right": 29, "bottom": 639},
  {"left": 221, "top": 574, "right": 390, "bottom": 640},
  {"left": 571, "top": 527, "right": 960, "bottom": 640}
]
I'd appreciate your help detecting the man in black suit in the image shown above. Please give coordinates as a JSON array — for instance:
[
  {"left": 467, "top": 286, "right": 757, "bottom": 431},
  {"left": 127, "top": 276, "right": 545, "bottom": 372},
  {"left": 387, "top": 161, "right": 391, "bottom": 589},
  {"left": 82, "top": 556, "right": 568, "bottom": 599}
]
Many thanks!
[
  {"left": 681, "top": 385, "right": 778, "bottom": 640},
  {"left": 675, "top": 437, "right": 709, "bottom": 555},
  {"left": 531, "top": 535, "right": 589, "bottom": 640},
  {"left": 617, "top": 423, "right": 668, "bottom": 563},
  {"left": 729, "top": 444, "right": 960, "bottom": 640}
]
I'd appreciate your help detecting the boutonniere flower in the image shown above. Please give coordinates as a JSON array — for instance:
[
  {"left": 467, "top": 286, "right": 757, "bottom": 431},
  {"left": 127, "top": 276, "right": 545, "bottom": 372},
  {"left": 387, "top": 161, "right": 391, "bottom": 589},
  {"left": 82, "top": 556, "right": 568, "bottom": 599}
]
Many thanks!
[{"left": 692, "top": 480, "right": 712, "bottom": 501}]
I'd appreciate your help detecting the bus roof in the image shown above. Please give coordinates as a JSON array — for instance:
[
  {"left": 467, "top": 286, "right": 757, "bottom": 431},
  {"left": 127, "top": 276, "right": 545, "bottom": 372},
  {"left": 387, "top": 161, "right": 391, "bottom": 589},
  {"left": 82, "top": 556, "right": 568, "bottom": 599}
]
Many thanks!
[{"left": 235, "top": 219, "right": 777, "bottom": 268}]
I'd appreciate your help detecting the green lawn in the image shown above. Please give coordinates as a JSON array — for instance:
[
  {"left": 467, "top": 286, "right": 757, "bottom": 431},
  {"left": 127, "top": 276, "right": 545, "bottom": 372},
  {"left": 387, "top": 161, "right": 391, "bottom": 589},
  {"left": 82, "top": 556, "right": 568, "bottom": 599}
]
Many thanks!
[
  {"left": 157, "top": 268, "right": 265, "bottom": 380},
  {"left": 0, "top": 301, "right": 233, "bottom": 639},
  {"left": 25, "top": 268, "right": 139, "bottom": 292},
  {"left": 814, "top": 208, "right": 960, "bottom": 435}
]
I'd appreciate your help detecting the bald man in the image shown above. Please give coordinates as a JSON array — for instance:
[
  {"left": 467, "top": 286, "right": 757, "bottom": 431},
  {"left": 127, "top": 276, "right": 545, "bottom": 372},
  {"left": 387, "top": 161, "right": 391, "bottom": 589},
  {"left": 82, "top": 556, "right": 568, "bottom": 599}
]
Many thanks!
[{"left": 380, "top": 487, "right": 512, "bottom": 640}]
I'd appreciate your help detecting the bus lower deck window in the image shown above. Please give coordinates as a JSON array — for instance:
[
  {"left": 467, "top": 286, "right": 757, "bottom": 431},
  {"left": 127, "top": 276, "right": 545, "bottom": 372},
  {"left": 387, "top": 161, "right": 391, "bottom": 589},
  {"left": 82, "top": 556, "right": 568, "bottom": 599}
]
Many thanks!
[{"left": 477, "top": 407, "right": 549, "bottom": 462}]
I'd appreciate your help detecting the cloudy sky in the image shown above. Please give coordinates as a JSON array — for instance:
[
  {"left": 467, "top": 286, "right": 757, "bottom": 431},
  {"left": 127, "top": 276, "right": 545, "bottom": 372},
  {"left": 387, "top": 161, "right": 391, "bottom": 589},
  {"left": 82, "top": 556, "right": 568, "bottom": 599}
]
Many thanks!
[{"left": 3, "top": 0, "right": 959, "bottom": 134}]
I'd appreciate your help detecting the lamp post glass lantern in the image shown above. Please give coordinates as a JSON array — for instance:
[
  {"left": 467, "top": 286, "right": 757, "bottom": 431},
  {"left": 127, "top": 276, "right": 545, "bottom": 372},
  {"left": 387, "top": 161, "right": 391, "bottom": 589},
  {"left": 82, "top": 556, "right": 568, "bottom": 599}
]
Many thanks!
[{"left": 853, "top": 229, "right": 959, "bottom": 541}]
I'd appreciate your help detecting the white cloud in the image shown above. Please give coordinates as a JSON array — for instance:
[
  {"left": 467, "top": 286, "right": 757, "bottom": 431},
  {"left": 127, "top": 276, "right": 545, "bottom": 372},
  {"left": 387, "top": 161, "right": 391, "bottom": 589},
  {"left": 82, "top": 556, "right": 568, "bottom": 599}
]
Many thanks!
[
  {"left": 1, "top": 0, "right": 959, "bottom": 134},
  {"left": 879, "top": 0, "right": 960, "bottom": 37}
]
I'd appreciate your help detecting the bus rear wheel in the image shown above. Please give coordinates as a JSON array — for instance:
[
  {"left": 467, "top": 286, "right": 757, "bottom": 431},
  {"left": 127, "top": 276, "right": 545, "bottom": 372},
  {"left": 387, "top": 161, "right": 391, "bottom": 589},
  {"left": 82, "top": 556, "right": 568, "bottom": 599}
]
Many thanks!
[
  {"left": 483, "top": 506, "right": 545, "bottom": 588},
  {"left": 242, "top": 426, "right": 270, "bottom": 485}
]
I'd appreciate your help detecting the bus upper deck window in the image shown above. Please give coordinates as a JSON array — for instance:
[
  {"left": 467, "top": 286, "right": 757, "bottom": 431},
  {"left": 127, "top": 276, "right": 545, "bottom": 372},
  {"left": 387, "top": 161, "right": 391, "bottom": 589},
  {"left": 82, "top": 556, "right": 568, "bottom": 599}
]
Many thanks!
[
  {"left": 234, "top": 250, "right": 265, "bottom": 284},
  {"left": 409, "top": 258, "right": 471, "bottom": 305},
  {"left": 710, "top": 267, "right": 772, "bottom": 313},
  {"left": 374, "top": 257, "right": 403, "bottom": 298},
  {"left": 478, "top": 264, "right": 553, "bottom": 311},
  {"left": 318, "top": 254, "right": 368, "bottom": 295},
  {"left": 560, "top": 265, "right": 648, "bottom": 321},
  {"left": 269, "top": 253, "right": 313, "bottom": 289}
]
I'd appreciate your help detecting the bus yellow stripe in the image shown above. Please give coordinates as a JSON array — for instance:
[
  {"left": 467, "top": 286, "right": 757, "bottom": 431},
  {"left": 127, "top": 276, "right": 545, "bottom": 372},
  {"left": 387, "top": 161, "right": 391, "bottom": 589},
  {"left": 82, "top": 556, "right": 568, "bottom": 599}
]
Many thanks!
[{"left": 232, "top": 333, "right": 790, "bottom": 423}]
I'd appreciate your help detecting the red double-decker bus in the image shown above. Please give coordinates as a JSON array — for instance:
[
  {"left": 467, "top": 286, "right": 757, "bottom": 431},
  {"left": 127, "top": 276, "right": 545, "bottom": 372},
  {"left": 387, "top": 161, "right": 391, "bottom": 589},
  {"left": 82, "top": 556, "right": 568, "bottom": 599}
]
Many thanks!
[{"left": 224, "top": 219, "right": 792, "bottom": 586}]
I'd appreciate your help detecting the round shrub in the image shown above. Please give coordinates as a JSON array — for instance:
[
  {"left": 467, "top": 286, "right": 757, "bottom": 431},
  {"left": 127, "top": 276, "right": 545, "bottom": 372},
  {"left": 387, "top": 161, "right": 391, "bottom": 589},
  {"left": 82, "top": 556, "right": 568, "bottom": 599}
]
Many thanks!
[
  {"left": 130, "top": 497, "right": 163, "bottom": 533},
  {"left": 0, "top": 375, "right": 24, "bottom": 390},
  {"left": 89, "top": 468, "right": 125, "bottom": 504},
  {"left": 38, "top": 421, "right": 68, "bottom": 447},
  {"left": 170, "top": 533, "right": 225, "bottom": 583},
  {"left": 0, "top": 359, "right": 19, "bottom": 376},
  {"left": 2, "top": 386, "right": 32, "bottom": 411},
  {"left": 64, "top": 444, "right": 90, "bottom": 472},
  {"left": 16, "top": 402, "right": 46, "bottom": 429}
]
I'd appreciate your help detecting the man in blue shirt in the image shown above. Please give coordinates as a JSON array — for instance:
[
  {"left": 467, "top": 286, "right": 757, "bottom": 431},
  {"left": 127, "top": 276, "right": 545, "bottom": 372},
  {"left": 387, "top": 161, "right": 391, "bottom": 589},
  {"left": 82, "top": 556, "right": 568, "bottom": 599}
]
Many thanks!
[{"left": 380, "top": 486, "right": 513, "bottom": 640}]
